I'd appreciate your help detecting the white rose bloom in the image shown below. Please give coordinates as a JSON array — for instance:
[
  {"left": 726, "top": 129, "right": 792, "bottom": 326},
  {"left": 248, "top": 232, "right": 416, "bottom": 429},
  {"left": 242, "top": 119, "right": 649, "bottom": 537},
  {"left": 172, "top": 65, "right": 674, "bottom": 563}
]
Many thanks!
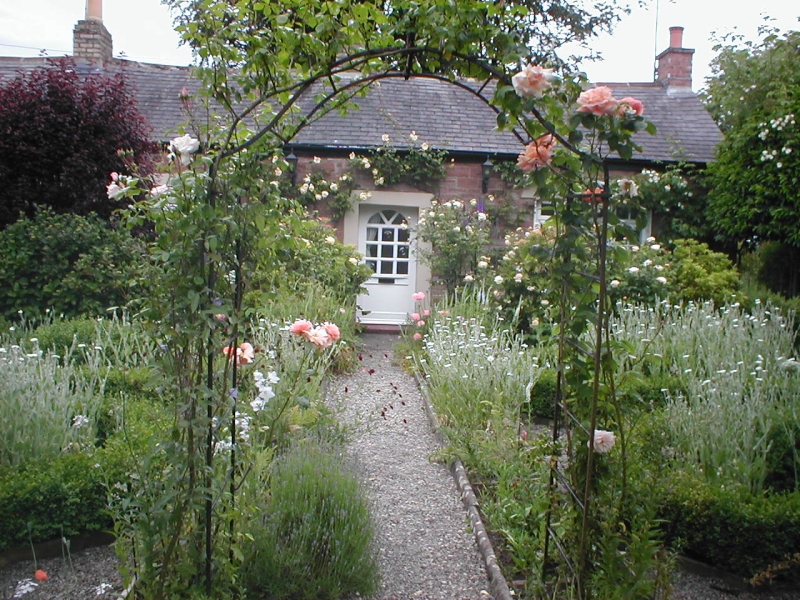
[
  {"left": 628, "top": 267, "right": 640, "bottom": 274},
  {"left": 494, "top": 276, "right": 504, "bottom": 285},
  {"left": 651, "top": 244, "right": 661, "bottom": 251},
  {"left": 325, "top": 236, "right": 336, "bottom": 244},
  {"left": 169, "top": 134, "right": 200, "bottom": 166},
  {"left": 464, "top": 274, "right": 474, "bottom": 282},
  {"left": 348, "top": 257, "right": 359, "bottom": 265},
  {"left": 610, "top": 279, "right": 621, "bottom": 288},
  {"left": 477, "top": 261, "right": 488, "bottom": 269},
  {"left": 477, "top": 212, "right": 487, "bottom": 221},
  {"left": 656, "top": 276, "right": 668, "bottom": 284}
]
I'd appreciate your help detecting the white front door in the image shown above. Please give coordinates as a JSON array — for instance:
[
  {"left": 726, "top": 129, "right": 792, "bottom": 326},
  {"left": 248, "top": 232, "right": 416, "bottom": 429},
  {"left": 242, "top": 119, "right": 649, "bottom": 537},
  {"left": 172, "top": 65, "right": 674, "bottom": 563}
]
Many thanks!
[{"left": 357, "top": 205, "right": 418, "bottom": 325}]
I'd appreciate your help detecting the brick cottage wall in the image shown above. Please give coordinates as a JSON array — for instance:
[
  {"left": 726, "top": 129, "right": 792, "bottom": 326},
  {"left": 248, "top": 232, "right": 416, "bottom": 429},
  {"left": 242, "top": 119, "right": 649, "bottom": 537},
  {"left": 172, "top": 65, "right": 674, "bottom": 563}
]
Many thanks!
[{"left": 291, "top": 152, "right": 532, "bottom": 239}]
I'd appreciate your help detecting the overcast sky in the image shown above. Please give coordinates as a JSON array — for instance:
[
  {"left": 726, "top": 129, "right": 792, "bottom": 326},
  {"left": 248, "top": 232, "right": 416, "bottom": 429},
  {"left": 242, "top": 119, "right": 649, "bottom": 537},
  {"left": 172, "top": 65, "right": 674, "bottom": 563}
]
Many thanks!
[{"left": 0, "top": 1, "right": 798, "bottom": 91}]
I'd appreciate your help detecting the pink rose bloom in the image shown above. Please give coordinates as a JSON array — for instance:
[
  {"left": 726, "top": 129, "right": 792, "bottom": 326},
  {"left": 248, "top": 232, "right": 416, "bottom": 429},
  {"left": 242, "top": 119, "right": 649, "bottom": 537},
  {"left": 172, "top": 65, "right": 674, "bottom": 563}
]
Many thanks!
[
  {"left": 413, "top": 332, "right": 423, "bottom": 341},
  {"left": 577, "top": 86, "right": 619, "bottom": 116},
  {"left": 239, "top": 342, "right": 255, "bottom": 364},
  {"left": 423, "top": 309, "right": 431, "bottom": 317},
  {"left": 411, "top": 291, "right": 426, "bottom": 302},
  {"left": 289, "top": 319, "right": 313, "bottom": 336},
  {"left": 617, "top": 96, "right": 644, "bottom": 116},
  {"left": 410, "top": 312, "right": 421, "bottom": 321},
  {"left": 322, "top": 322, "right": 340, "bottom": 342},
  {"left": 512, "top": 64, "right": 556, "bottom": 98},
  {"left": 590, "top": 430, "right": 616, "bottom": 453},
  {"left": 416, "top": 320, "right": 425, "bottom": 327},
  {"left": 517, "top": 134, "right": 555, "bottom": 171},
  {"left": 307, "top": 326, "right": 332, "bottom": 348}
]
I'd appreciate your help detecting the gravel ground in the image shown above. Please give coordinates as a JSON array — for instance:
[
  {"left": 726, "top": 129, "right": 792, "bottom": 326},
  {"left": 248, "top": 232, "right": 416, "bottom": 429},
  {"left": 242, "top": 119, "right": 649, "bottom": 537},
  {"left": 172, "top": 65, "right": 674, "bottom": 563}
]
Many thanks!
[
  {"left": 2, "top": 332, "right": 799, "bottom": 599},
  {"left": 328, "top": 333, "right": 492, "bottom": 600}
]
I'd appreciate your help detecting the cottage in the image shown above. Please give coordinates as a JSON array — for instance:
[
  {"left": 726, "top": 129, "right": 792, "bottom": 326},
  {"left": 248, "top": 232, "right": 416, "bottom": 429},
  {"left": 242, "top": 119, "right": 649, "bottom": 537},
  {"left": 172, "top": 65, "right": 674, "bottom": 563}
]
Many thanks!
[{"left": 0, "top": 3, "right": 722, "bottom": 325}]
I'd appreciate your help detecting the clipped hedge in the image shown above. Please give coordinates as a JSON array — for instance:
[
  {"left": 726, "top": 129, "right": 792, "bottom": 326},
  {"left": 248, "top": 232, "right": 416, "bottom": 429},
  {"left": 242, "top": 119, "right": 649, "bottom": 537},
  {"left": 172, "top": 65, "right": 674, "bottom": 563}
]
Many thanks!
[
  {"left": 657, "top": 472, "right": 800, "bottom": 579},
  {"left": 0, "top": 395, "right": 167, "bottom": 552},
  {"left": 0, "top": 452, "right": 110, "bottom": 552}
]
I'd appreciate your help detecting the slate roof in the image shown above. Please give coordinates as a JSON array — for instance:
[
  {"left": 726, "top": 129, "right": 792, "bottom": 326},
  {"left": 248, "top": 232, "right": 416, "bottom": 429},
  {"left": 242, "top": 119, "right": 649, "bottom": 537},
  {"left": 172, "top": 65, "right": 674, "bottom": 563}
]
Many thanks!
[{"left": 0, "top": 57, "right": 722, "bottom": 165}]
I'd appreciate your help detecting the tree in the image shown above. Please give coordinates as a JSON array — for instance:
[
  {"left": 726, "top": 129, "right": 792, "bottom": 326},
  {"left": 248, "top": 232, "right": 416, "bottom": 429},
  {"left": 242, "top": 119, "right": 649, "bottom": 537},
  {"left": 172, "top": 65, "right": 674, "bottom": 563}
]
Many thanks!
[
  {"left": 0, "top": 58, "right": 156, "bottom": 228},
  {"left": 703, "top": 29, "right": 800, "bottom": 249}
]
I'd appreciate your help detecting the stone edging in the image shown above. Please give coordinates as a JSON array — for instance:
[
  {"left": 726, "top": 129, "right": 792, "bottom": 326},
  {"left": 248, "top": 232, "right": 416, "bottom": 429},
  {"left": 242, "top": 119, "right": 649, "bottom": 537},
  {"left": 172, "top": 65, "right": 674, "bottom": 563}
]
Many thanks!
[{"left": 414, "top": 372, "right": 514, "bottom": 600}]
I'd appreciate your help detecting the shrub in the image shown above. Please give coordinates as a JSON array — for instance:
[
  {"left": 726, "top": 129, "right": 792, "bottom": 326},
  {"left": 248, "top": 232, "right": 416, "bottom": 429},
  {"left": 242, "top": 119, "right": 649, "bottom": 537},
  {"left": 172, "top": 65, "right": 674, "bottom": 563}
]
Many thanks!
[
  {"left": 657, "top": 472, "right": 800, "bottom": 578},
  {"left": 0, "top": 209, "right": 145, "bottom": 320},
  {"left": 666, "top": 238, "right": 741, "bottom": 306},
  {"left": 527, "top": 368, "right": 557, "bottom": 419},
  {"left": 0, "top": 452, "right": 110, "bottom": 552},
  {"left": 0, "top": 58, "right": 155, "bottom": 228},
  {"left": 243, "top": 440, "right": 378, "bottom": 600}
]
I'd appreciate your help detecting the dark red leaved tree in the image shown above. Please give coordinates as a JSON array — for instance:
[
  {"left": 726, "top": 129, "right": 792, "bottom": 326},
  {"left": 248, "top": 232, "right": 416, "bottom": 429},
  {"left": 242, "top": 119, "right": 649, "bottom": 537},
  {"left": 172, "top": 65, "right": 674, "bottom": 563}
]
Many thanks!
[{"left": 0, "top": 58, "right": 156, "bottom": 228}]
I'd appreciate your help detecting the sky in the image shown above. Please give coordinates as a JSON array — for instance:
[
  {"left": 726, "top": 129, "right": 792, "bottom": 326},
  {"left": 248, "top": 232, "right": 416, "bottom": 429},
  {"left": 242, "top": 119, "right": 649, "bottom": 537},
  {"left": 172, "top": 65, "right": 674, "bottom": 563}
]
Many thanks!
[{"left": 0, "top": 1, "right": 798, "bottom": 91}]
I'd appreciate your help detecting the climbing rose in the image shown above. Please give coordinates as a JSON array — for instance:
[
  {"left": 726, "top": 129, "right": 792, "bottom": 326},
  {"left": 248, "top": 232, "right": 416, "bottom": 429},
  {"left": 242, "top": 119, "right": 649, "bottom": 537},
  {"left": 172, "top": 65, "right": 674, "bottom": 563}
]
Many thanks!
[
  {"left": 617, "top": 96, "right": 645, "bottom": 116},
  {"left": 517, "top": 134, "right": 556, "bottom": 171},
  {"left": 512, "top": 64, "right": 556, "bottom": 98},
  {"left": 289, "top": 319, "right": 313, "bottom": 336},
  {"left": 577, "top": 86, "right": 619, "bottom": 116},
  {"left": 590, "top": 430, "right": 616, "bottom": 453}
]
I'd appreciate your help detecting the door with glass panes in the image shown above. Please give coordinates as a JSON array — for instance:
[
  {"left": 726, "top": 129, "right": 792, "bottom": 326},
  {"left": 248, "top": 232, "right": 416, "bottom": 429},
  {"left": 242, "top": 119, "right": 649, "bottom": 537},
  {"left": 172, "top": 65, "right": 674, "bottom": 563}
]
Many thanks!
[{"left": 357, "top": 206, "right": 417, "bottom": 324}]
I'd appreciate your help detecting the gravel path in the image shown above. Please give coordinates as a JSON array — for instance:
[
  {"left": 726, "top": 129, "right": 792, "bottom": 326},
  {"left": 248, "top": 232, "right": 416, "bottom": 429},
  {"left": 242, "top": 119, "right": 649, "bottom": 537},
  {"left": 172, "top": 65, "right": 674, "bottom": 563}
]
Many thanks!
[
  {"left": 2, "top": 332, "right": 799, "bottom": 599},
  {"left": 328, "top": 333, "right": 492, "bottom": 600}
]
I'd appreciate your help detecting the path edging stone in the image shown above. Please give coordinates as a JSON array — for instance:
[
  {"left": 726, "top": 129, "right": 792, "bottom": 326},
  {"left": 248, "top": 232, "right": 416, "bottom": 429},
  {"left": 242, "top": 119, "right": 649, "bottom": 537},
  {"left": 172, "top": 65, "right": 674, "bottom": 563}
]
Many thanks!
[{"left": 414, "top": 372, "right": 514, "bottom": 600}]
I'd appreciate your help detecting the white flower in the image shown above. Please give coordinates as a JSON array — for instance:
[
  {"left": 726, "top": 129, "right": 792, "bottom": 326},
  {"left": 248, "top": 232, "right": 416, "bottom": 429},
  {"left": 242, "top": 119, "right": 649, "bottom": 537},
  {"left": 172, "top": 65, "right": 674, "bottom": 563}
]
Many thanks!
[
  {"left": 656, "top": 276, "right": 668, "bottom": 284},
  {"left": 650, "top": 244, "right": 661, "bottom": 251},
  {"left": 348, "top": 257, "right": 359, "bottom": 265},
  {"left": 453, "top": 226, "right": 461, "bottom": 232},
  {"left": 643, "top": 259, "right": 653, "bottom": 267},
  {"left": 375, "top": 177, "right": 385, "bottom": 185},
  {"left": 590, "top": 430, "right": 616, "bottom": 453},
  {"left": 324, "top": 236, "right": 336, "bottom": 244},
  {"left": 72, "top": 414, "right": 90, "bottom": 429},
  {"left": 610, "top": 279, "right": 620, "bottom": 288},
  {"left": 381, "top": 133, "right": 390, "bottom": 143},
  {"left": 106, "top": 181, "right": 126, "bottom": 199},
  {"left": 349, "top": 152, "right": 356, "bottom": 160},
  {"left": 313, "top": 156, "right": 321, "bottom": 164},
  {"left": 169, "top": 134, "right": 200, "bottom": 166},
  {"left": 299, "top": 184, "right": 309, "bottom": 194},
  {"left": 540, "top": 299, "right": 550, "bottom": 306},
  {"left": 421, "top": 142, "right": 429, "bottom": 151},
  {"left": 477, "top": 212, "right": 487, "bottom": 221},
  {"left": 320, "top": 190, "right": 329, "bottom": 198},
  {"left": 330, "top": 183, "right": 339, "bottom": 192},
  {"left": 409, "top": 131, "right": 419, "bottom": 141},
  {"left": 494, "top": 275, "right": 504, "bottom": 285},
  {"left": 150, "top": 184, "right": 171, "bottom": 196},
  {"left": 464, "top": 274, "right": 474, "bottom": 282},
  {"left": 617, "top": 178, "right": 639, "bottom": 197},
  {"left": 514, "top": 273, "right": 523, "bottom": 283},
  {"left": 477, "top": 260, "right": 488, "bottom": 269},
  {"left": 627, "top": 267, "right": 640, "bottom": 274},
  {"left": 273, "top": 167, "right": 283, "bottom": 176}
]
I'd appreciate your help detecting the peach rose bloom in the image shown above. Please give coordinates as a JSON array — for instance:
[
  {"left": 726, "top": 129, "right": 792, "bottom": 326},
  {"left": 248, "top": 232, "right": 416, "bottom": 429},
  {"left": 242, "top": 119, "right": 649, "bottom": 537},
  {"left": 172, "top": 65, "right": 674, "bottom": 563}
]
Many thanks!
[
  {"left": 617, "top": 96, "right": 644, "bottom": 116},
  {"left": 307, "top": 326, "right": 332, "bottom": 348},
  {"left": 517, "top": 134, "right": 555, "bottom": 171},
  {"left": 322, "top": 322, "right": 340, "bottom": 341},
  {"left": 577, "top": 86, "right": 619, "bottom": 116},
  {"left": 289, "top": 319, "right": 313, "bottom": 336},
  {"left": 512, "top": 64, "right": 556, "bottom": 98},
  {"left": 239, "top": 342, "right": 255, "bottom": 364}
]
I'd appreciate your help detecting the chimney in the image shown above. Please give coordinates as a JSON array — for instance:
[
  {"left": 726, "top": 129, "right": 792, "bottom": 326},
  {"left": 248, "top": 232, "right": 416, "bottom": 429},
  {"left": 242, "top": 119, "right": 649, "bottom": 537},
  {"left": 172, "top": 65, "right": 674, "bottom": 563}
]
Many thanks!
[
  {"left": 655, "top": 26, "right": 694, "bottom": 88},
  {"left": 73, "top": 0, "right": 113, "bottom": 63}
]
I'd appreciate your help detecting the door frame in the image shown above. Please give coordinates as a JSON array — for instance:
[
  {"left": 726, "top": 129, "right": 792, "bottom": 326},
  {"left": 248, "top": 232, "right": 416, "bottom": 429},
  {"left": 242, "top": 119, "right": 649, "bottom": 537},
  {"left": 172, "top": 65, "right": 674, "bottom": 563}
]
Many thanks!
[{"left": 343, "top": 191, "right": 433, "bottom": 324}]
